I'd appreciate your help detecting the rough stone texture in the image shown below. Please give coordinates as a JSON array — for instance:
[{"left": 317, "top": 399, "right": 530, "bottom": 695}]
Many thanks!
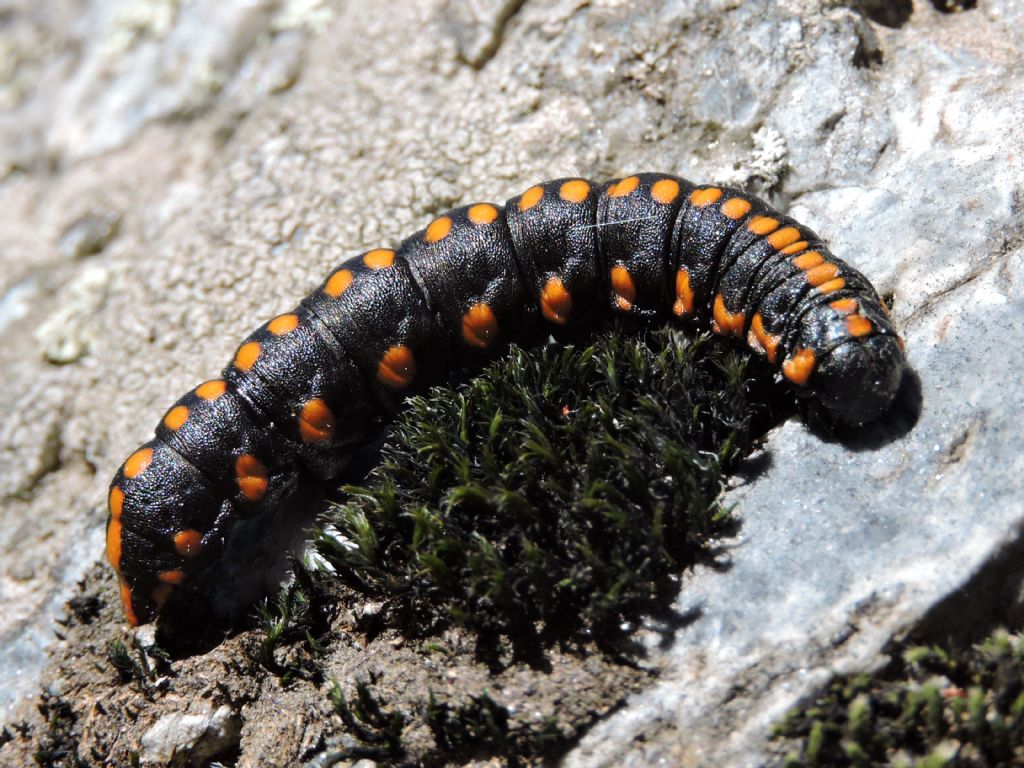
[
  {"left": 140, "top": 703, "right": 242, "bottom": 766},
  {"left": 0, "top": 0, "right": 333, "bottom": 719},
  {"left": 0, "top": 0, "right": 1021, "bottom": 764}
]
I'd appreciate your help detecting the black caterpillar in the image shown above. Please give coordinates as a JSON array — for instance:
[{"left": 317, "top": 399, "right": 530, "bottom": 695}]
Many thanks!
[{"left": 106, "top": 173, "right": 905, "bottom": 626}]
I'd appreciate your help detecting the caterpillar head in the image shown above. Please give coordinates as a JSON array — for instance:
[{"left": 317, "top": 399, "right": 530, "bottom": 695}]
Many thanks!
[{"left": 812, "top": 333, "right": 906, "bottom": 425}]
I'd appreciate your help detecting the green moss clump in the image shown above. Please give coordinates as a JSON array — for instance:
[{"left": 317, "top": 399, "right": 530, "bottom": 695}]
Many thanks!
[
  {"left": 315, "top": 326, "right": 763, "bottom": 658},
  {"left": 773, "top": 629, "right": 1024, "bottom": 767},
  {"left": 253, "top": 563, "right": 330, "bottom": 684},
  {"left": 328, "top": 680, "right": 407, "bottom": 761}
]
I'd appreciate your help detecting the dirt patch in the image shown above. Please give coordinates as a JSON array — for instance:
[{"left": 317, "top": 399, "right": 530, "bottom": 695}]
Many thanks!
[{"left": 0, "top": 561, "right": 651, "bottom": 767}]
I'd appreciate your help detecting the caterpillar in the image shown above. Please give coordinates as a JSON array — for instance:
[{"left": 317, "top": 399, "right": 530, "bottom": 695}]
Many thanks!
[{"left": 105, "top": 173, "right": 905, "bottom": 626}]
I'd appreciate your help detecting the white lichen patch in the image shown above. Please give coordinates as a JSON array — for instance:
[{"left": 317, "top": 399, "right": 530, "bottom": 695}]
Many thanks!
[
  {"left": 97, "top": 0, "right": 180, "bottom": 61},
  {"left": 272, "top": 0, "right": 334, "bottom": 34},
  {"left": 33, "top": 265, "right": 110, "bottom": 364}
]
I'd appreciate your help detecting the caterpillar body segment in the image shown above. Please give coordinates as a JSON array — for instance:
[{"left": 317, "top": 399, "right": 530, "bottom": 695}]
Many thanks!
[
  {"left": 107, "top": 172, "right": 905, "bottom": 625},
  {"left": 399, "top": 202, "right": 535, "bottom": 358},
  {"left": 506, "top": 178, "right": 602, "bottom": 327},
  {"left": 598, "top": 174, "right": 690, "bottom": 317}
]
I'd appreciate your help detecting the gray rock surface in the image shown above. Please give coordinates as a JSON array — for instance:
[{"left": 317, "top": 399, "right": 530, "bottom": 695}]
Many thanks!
[
  {"left": 140, "top": 703, "right": 241, "bottom": 767},
  {"left": 0, "top": 0, "right": 1021, "bottom": 764}
]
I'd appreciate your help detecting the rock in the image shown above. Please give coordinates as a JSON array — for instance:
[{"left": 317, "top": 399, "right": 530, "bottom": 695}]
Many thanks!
[
  {"left": 57, "top": 211, "right": 121, "bottom": 260},
  {"left": 140, "top": 703, "right": 241, "bottom": 766},
  {"left": 441, "top": 0, "right": 526, "bottom": 68},
  {"left": 34, "top": 263, "right": 110, "bottom": 364}
]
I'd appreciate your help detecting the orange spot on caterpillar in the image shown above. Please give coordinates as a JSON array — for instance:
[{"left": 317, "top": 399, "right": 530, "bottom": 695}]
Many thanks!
[
  {"left": 608, "top": 176, "right": 640, "bottom": 198},
  {"left": 780, "top": 240, "right": 809, "bottom": 255},
  {"left": 425, "top": 215, "right": 453, "bottom": 243},
  {"left": 519, "top": 185, "right": 544, "bottom": 211},
  {"left": 163, "top": 405, "right": 189, "bottom": 431},
  {"left": 540, "top": 277, "right": 572, "bottom": 324},
  {"left": 805, "top": 263, "right": 841, "bottom": 287},
  {"left": 817, "top": 277, "right": 846, "bottom": 294},
  {"left": 767, "top": 227, "right": 802, "bottom": 250},
  {"left": 123, "top": 447, "right": 153, "bottom": 478},
  {"left": 712, "top": 294, "right": 745, "bottom": 337},
  {"left": 673, "top": 268, "right": 694, "bottom": 317},
  {"left": 324, "top": 269, "right": 353, "bottom": 298},
  {"left": 610, "top": 265, "right": 636, "bottom": 312},
  {"left": 195, "top": 379, "right": 228, "bottom": 400},
  {"left": 559, "top": 179, "right": 590, "bottom": 203},
  {"left": 792, "top": 251, "right": 824, "bottom": 270},
  {"left": 267, "top": 313, "right": 300, "bottom": 335},
  {"left": 720, "top": 197, "right": 752, "bottom": 220},
  {"left": 235, "top": 454, "right": 268, "bottom": 501},
  {"left": 158, "top": 570, "right": 186, "bottom": 585},
  {"left": 234, "top": 341, "right": 261, "bottom": 372},
  {"left": 846, "top": 315, "right": 874, "bottom": 337},
  {"left": 782, "top": 348, "right": 817, "bottom": 385},
  {"left": 690, "top": 187, "right": 723, "bottom": 207},
  {"left": 151, "top": 583, "right": 174, "bottom": 612},
  {"left": 747, "top": 313, "right": 781, "bottom": 364},
  {"left": 461, "top": 302, "right": 498, "bottom": 348},
  {"left": 468, "top": 204, "right": 499, "bottom": 225},
  {"left": 299, "top": 398, "right": 336, "bottom": 444},
  {"left": 377, "top": 345, "right": 417, "bottom": 389},
  {"left": 106, "top": 518, "right": 122, "bottom": 570},
  {"left": 362, "top": 248, "right": 395, "bottom": 269},
  {"left": 108, "top": 486, "right": 124, "bottom": 521},
  {"left": 748, "top": 216, "right": 779, "bottom": 235},
  {"left": 650, "top": 178, "right": 681, "bottom": 204},
  {"left": 174, "top": 529, "right": 203, "bottom": 557},
  {"left": 830, "top": 298, "right": 859, "bottom": 314},
  {"left": 119, "top": 578, "right": 139, "bottom": 627}
]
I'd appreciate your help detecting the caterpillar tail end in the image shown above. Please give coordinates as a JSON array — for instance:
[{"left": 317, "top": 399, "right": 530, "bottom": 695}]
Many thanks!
[
  {"left": 106, "top": 508, "right": 188, "bottom": 627},
  {"left": 115, "top": 571, "right": 164, "bottom": 627}
]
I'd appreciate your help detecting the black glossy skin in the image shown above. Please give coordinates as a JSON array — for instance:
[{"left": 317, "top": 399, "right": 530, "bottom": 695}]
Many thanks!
[{"left": 106, "top": 173, "right": 905, "bottom": 625}]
